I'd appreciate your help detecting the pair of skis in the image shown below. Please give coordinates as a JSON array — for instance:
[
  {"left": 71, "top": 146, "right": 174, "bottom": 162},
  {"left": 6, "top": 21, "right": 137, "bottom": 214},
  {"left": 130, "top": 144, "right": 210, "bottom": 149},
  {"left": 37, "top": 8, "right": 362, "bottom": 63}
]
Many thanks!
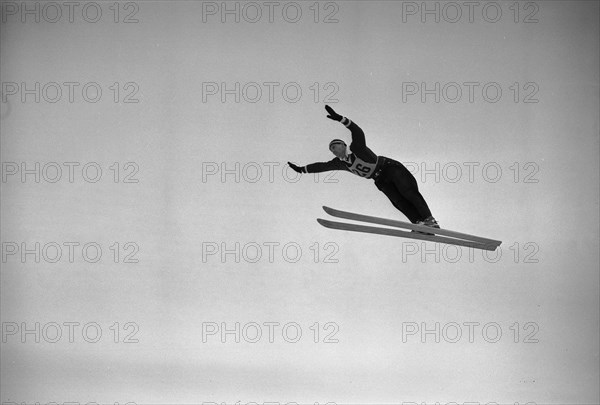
[{"left": 317, "top": 206, "right": 501, "bottom": 251}]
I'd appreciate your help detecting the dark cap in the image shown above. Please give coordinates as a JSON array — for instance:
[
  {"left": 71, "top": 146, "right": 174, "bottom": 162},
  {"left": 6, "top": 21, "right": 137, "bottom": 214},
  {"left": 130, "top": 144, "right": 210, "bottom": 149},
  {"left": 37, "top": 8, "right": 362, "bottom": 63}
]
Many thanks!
[{"left": 329, "top": 139, "right": 347, "bottom": 149}]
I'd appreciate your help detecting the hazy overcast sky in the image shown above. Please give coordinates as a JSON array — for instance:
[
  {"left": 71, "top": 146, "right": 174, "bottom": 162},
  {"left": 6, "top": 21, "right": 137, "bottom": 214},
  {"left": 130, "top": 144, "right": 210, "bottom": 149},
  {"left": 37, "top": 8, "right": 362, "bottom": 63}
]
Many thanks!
[{"left": 1, "top": 1, "right": 599, "bottom": 403}]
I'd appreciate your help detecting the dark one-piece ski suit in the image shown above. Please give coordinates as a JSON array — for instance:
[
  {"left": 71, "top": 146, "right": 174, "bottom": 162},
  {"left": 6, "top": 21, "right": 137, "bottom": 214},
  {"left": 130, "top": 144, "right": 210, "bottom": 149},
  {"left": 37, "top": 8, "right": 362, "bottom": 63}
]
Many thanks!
[{"left": 304, "top": 117, "right": 434, "bottom": 224}]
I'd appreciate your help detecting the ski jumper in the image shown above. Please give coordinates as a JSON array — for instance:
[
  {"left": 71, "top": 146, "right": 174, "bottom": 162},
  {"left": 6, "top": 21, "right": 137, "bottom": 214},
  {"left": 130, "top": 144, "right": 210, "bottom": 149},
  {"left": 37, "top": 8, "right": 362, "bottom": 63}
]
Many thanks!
[{"left": 305, "top": 117, "right": 433, "bottom": 224}]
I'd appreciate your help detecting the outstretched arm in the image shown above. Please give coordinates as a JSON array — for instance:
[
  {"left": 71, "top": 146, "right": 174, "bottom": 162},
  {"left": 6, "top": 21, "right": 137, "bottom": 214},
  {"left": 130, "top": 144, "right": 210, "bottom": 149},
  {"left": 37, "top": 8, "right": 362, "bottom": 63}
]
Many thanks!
[
  {"left": 325, "top": 105, "right": 366, "bottom": 148},
  {"left": 288, "top": 159, "right": 346, "bottom": 174}
]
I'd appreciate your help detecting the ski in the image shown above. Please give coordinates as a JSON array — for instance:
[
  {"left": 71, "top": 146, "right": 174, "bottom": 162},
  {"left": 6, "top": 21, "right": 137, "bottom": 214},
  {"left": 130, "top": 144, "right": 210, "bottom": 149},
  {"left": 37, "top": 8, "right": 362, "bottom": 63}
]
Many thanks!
[
  {"left": 317, "top": 218, "right": 499, "bottom": 251},
  {"left": 322, "top": 206, "right": 501, "bottom": 246}
]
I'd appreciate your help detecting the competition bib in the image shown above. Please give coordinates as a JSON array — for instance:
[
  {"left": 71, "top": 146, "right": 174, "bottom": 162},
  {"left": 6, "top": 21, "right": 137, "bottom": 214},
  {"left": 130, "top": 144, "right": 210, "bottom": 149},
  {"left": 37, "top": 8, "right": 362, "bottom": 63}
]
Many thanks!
[{"left": 345, "top": 155, "right": 379, "bottom": 178}]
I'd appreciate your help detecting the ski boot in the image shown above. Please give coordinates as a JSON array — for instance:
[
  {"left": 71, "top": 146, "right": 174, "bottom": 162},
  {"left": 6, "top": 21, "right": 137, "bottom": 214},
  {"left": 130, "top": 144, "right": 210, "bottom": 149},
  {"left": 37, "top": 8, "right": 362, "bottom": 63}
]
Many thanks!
[{"left": 412, "top": 216, "right": 440, "bottom": 236}]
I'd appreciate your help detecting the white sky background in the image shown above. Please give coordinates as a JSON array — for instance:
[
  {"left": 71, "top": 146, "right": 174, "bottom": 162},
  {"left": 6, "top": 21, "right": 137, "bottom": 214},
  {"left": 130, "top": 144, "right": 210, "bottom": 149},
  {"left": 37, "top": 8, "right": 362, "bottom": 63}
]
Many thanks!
[{"left": 1, "top": 0, "right": 599, "bottom": 404}]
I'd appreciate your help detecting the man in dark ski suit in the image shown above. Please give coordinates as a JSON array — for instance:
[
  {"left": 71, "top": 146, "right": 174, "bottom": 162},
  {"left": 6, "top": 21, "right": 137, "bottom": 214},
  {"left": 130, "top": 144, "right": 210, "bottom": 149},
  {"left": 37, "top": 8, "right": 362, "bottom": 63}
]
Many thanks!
[{"left": 288, "top": 105, "right": 439, "bottom": 229}]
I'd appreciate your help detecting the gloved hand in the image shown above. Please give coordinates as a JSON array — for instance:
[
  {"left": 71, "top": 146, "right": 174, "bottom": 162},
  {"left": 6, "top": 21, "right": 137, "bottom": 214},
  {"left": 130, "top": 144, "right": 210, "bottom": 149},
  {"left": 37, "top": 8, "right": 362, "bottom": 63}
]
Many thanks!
[
  {"left": 325, "top": 105, "right": 342, "bottom": 122},
  {"left": 287, "top": 162, "right": 306, "bottom": 173}
]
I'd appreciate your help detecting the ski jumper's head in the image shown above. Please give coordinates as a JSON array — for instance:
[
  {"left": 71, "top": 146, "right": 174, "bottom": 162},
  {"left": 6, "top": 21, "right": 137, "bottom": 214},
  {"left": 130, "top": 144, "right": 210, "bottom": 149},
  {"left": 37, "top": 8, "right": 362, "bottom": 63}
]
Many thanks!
[{"left": 329, "top": 139, "right": 347, "bottom": 159}]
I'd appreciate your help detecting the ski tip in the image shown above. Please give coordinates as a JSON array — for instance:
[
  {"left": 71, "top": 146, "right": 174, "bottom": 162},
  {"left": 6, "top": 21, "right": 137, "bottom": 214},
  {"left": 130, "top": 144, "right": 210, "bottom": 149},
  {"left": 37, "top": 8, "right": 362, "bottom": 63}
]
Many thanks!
[
  {"left": 322, "top": 206, "right": 334, "bottom": 214},
  {"left": 316, "top": 218, "right": 331, "bottom": 227}
]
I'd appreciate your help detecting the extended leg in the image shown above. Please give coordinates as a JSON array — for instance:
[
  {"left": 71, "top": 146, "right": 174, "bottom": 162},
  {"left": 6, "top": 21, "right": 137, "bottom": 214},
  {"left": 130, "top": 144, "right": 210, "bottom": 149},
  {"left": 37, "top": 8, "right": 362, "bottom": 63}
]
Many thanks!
[
  {"left": 387, "top": 165, "right": 433, "bottom": 221},
  {"left": 375, "top": 181, "right": 422, "bottom": 223}
]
